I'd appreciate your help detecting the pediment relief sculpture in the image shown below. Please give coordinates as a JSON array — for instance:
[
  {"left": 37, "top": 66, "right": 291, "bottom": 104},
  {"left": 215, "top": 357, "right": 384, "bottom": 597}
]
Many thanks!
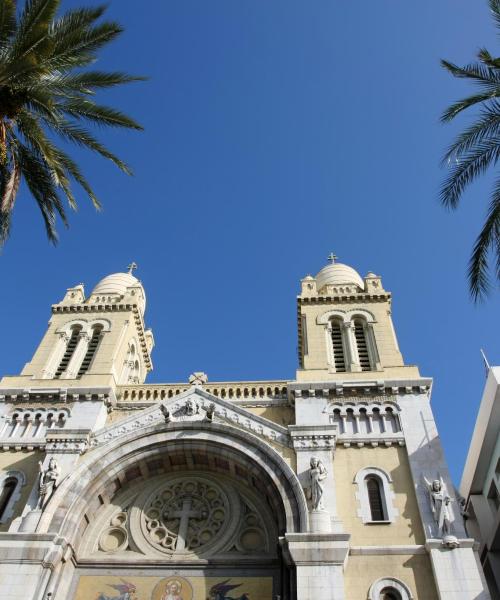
[
  {"left": 90, "top": 389, "right": 290, "bottom": 449},
  {"left": 79, "top": 472, "right": 277, "bottom": 561}
]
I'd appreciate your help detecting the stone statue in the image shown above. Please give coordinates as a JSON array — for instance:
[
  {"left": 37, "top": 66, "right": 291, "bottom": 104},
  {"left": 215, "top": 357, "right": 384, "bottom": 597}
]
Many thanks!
[
  {"left": 160, "top": 404, "right": 171, "bottom": 423},
  {"left": 185, "top": 397, "right": 199, "bottom": 416},
  {"left": 308, "top": 456, "right": 327, "bottom": 511},
  {"left": 37, "top": 458, "right": 60, "bottom": 511},
  {"left": 205, "top": 403, "right": 215, "bottom": 422},
  {"left": 423, "top": 475, "right": 459, "bottom": 548}
]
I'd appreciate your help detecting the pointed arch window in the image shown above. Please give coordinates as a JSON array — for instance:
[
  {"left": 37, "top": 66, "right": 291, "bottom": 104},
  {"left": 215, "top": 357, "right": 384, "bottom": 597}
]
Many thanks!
[
  {"left": 78, "top": 325, "right": 103, "bottom": 376},
  {"left": 54, "top": 325, "right": 81, "bottom": 378},
  {"left": 330, "top": 319, "right": 346, "bottom": 372}
]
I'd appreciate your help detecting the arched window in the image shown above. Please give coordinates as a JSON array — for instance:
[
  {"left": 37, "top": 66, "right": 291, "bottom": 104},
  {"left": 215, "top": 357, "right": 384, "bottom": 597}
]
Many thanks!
[
  {"left": 366, "top": 476, "right": 385, "bottom": 521},
  {"left": 78, "top": 325, "right": 103, "bottom": 376},
  {"left": 354, "top": 318, "right": 371, "bottom": 371},
  {"left": 368, "top": 578, "right": 413, "bottom": 600},
  {"left": 54, "top": 325, "right": 81, "bottom": 378},
  {"left": 0, "top": 478, "right": 16, "bottom": 520},
  {"left": 330, "top": 319, "right": 346, "bottom": 372},
  {"left": 354, "top": 467, "right": 398, "bottom": 523},
  {"left": 0, "top": 471, "right": 26, "bottom": 524},
  {"left": 380, "top": 588, "right": 402, "bottom": 600}
]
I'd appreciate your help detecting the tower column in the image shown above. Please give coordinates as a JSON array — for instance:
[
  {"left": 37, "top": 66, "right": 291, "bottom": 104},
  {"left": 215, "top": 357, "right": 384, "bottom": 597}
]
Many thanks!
[
  {"left": 41, "top": 332, "right": 69, "bottom": 379},
  {"left": 61, "top": 332, "right": 90, "bottom": 380},
  {"left": 343, "top": 321, "right": 359, "bottom": 371}
]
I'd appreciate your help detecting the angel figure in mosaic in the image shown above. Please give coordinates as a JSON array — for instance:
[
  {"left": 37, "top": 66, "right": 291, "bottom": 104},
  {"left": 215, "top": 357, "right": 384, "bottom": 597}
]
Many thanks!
[
  {"left": 207, "top": 580, "right": 249, "bottom": 600},
  {"left": 96, "top": 579, "right": 137, "bottom": 600}
]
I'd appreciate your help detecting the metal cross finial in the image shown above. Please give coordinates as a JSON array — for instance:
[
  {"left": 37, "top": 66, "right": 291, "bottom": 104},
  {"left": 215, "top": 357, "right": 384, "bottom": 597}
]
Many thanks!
[
  {"left": 127, "top": 262, "right": 138, "bottom": 275},
  {"left": 327, "top": 253, "right": 338, "bottom": 264}
]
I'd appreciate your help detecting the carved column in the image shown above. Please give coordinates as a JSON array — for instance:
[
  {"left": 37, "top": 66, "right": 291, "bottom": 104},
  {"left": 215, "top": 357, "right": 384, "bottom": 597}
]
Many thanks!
[
  {"left": 61, "top": 331, "right": 90, "bottom": 379},
  {"left": 342, "top": 321, "right": 359, "bottom": 371}
]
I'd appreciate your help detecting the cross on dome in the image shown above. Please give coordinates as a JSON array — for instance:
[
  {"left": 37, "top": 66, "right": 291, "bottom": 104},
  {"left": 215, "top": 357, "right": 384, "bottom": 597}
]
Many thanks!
[
  {"left": 327, "top": 253, "right": 338, "bottom": 264},
  {"left": 127, "top": 262, "right": 138, "bottom": 275}
]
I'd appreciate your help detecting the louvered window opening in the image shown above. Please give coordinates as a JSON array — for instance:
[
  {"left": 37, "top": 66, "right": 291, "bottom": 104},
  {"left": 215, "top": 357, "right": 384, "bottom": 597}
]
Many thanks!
[
  {"left": 0, "top": 478, "right": 16, "bottom": 521},
  {"left": 54, "top": 327, "right": 81, "bottom": 378},
  {"left": 354, "top": 321, "right": 371, "bottom": 371},
  {"left": 330, "top": 321, "right": 346, "bottom": 372},
  {"left": 78, "top": 327, "right": 102, "bottom": 377},
  {"left": 367, "top": 476, "right": 385, "bottom": 521}
]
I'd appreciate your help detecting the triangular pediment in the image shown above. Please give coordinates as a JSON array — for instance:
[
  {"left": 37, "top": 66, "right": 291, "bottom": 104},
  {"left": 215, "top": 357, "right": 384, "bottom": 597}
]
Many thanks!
[{"left": 90, "top": 387, "right": 290, "bottom": 449}]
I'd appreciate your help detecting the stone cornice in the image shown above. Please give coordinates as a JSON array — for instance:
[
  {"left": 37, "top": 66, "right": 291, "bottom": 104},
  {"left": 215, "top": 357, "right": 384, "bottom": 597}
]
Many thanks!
[
  {"left": 45, "top": 429, "right": 90, "bottom": 454},
  {"left": 288, "top": 378, "right": 432, "bottom": 400},
  {"left": 298, "top": 292, "right": 391, "bottom": 305}
]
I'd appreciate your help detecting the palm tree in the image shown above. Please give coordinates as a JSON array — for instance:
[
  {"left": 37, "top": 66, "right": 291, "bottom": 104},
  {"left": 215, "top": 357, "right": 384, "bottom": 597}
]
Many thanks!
[
  {"left": 0, "top": 0, "right": 144, "bottom": 244},
  {"left": 441, "top": 0, "right": 500, "bottom": 300}
]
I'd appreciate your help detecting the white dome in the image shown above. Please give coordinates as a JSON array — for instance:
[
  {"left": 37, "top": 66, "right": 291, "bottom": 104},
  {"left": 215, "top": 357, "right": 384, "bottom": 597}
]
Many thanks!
[
  {"left": 91, "top": 272, "right": 146, "bottom": 309},
  {"left": 316, "top": 262, "right": 364, "bottom": 291}
]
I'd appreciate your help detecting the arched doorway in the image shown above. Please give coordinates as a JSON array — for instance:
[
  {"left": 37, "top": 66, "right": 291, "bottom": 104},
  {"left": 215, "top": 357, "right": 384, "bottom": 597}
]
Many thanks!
[{"left": 40, "top": 422, "right": 308, "bottom": 600}]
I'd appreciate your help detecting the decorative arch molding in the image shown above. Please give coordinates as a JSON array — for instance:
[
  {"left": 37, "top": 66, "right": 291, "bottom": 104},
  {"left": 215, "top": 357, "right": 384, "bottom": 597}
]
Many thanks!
[
  {"left": 353, "top": 466, "right": 398, "bottom": 523},
  {"left": 368, "top": 577, "right": 414, "bottom": 599},
  {"left": 37, "top": 421, "right": 309, "bottom": 543},
  {"left": 317, "top": 309, "right": 347, "bottom": 325},
  {"left": 56, "top": 318, "right": 111, "bottom": 336},
  {"left": 0, "top": 470, "right": 26, "bottom": 523},
  {"left": 345, "top": 308, "right": 376, "bottom": 323}
]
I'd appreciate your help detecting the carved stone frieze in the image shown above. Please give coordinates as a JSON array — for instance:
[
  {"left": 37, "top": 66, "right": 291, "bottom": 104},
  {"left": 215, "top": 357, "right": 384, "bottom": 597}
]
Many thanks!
[{"left": 289, "top": 425, "right": 337, "bottom": 451}]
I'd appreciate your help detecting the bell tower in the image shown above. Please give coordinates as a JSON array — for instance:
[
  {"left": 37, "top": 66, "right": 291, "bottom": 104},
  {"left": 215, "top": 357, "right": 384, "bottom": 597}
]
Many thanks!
[
  {"left": 296, "top": 255, "right": 418, "bottom": 382},
  {"left": 0, "top": 266, "right": 154, "bottom": 391}
]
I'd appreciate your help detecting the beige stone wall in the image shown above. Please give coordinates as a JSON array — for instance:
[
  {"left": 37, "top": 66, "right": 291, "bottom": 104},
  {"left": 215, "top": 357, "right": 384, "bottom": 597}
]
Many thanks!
[
  {"left": 345, "top": 554, "right": 438, "bottom": 600},
  {"left": 246, "top": 406, "right": 295, "bottom": 427},
  {"left": 334, "top": 445, "right": 425, "bottom": 545},
  {"left": 0, "top": 450, "right": 42, "bottom": 531}
]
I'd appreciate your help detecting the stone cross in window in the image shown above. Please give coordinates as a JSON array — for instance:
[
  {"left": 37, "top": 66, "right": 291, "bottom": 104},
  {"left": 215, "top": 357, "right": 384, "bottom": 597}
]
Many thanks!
[{"left": 168, "top": 497, "right": 204, "bottom": 550}]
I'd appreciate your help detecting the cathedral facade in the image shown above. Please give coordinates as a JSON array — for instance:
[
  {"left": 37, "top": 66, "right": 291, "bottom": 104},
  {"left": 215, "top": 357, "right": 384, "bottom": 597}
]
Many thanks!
[{"left": 0, "top": 258, "right": 490, "bottom": 600}]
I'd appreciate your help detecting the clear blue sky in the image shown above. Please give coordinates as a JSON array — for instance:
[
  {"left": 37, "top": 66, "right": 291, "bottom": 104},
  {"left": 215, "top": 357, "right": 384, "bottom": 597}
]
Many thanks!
[{"left": 0, "top": 1, "right": 498, "bottom": 483}]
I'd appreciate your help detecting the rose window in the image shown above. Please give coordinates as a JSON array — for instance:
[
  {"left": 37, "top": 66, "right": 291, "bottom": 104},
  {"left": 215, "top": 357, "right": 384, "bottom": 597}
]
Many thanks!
[{"left": 141, "top": 477, "right": 228, "bottom": 554}]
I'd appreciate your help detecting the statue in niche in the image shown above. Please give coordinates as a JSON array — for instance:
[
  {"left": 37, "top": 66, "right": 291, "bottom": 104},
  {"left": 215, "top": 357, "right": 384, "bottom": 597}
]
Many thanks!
[
  {"left": 423, "top": 475, "right": 460, "bottom": 548},
  {"left": 36, "top": 458, "right": 60, "bottom": 511},
  {"left": 307, "top": 456, "right": 327, "bottom": 511}
]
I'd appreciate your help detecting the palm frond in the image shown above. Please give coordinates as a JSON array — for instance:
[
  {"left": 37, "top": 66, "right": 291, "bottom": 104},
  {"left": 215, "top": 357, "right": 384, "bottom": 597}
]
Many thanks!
[
  {"left": 490, "top": 0, "right": 500, "bottom": 30},
  {"left": 30, "top": 71, "right": 146, "bottom": 95},
  {"left": 10, "top": 0, "right": 59, "bottom": 60},
  {"left": 440, "top": 138, "right": 500, "bottom": 208},
  {"left": 18, "top": 143, "right": 67, "bottom": 243},
  {"left": 41, "top": 114, "right": 132, "bottom": 174},
  {"left": 442, "top": 104, "right": 500, "bottom": 160},
  {"left": 59, "top": 98, "right": 143, "bottom": 130},
  {"left": 0, "top": 160, "right": 21, "bottom": 243},
  {"left": 0, "top": 0, "right": 16, "bottom": 49},
  {"left": 468, "top": 176, "right": 500, "bottom": 300},
  {"left": 440, "top": 59, "right": 500, "bottom": 87},
  {"left": 441, "top": 91, "right": 500, "bottom": 121}
]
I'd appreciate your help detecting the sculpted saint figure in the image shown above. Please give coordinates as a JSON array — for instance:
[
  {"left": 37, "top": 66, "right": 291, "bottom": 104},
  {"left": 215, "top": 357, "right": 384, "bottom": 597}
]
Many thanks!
[
  {"left": 37, "top": 458, "right": 60, "bottom": 511},
  {"left": 308, "top": 456, "right": 327, "bottom": 511},
  {"left": 426, "top": 477, "right": 452, "bottom": 536}
]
